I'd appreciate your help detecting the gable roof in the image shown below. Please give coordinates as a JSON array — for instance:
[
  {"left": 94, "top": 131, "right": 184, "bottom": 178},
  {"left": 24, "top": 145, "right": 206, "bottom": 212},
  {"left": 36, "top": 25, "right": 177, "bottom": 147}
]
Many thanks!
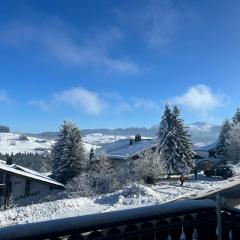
[
  {"left": 0, "top": 160, "right": 64, "bottom": 188},
  {"left": 97, "top": 138, "right": 160, "bottom": 160}
]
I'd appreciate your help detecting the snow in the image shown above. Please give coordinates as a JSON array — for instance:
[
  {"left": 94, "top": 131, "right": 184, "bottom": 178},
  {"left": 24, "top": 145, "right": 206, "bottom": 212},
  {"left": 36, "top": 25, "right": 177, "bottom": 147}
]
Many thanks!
[
  {"left": 0, "top": 132, "right": 96, "bottom": 154},
  {"left": 188, "top": 122, "right": 215, "bottom": 132},
  {"left": 1, "top": 164, "right": 240, "bottom": 227},
  {"left": 97, "top": 138, "right": 159, "bottom": 160},
  {"left": 0, "top": 199, "right": 215, "bottom": 240},
  {"left": 82, "top": 133, "right": 128, "bottom": 146},
  {"left": 82, "top": 133, "right": 151, "bottom": 146}
]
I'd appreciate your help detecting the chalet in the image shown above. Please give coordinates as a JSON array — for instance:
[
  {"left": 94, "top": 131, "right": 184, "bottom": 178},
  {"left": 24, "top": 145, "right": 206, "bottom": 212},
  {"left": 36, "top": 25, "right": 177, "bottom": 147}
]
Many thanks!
[
  {"left": 96, "top": 135, "right": 160, "bottom": 168},
  {"left": 0, "top": 158, "right": 64, "bottom": 209}
]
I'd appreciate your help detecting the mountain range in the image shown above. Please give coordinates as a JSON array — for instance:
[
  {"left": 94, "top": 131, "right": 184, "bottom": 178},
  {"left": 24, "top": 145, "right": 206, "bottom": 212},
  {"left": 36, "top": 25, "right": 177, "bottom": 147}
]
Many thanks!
[{"left": 26, "top": 122, "right": 221, "bottom": 145}]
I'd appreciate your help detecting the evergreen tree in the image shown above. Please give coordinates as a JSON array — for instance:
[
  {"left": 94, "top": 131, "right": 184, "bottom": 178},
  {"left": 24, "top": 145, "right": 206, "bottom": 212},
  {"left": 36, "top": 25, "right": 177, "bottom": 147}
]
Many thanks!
[
  {"left": 158, "top": 104, "right": 194, "bottom": 176},
  {"left": 215, "top": 119, "right": 231, "bottom": 165},
  {"left": 158, "top": 103, "right": 173, "bottom": 144},
  {"left": 158, "top": 104, "right": 175, "bottom": 176},
  {"left": 233, "top": 108, "right": 240, "bottom": 125},
  {"left": 51, "top": 121, "right": 87, "bottom": 183},
  {"left": 171, "top": 106, "right": 194, "bottom": 173}
]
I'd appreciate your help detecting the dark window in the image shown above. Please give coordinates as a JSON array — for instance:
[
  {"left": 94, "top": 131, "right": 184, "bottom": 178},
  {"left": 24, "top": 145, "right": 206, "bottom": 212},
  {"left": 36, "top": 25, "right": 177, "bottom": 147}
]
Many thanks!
[
  {"left": 25, "top": 180, "right": 30, "bottom": 197},
  {"left": 6, "top": 175, "right": 11, "bottom": 196},
  {"left": 0, "top": 172, "right": 3, "bottom": 183}
]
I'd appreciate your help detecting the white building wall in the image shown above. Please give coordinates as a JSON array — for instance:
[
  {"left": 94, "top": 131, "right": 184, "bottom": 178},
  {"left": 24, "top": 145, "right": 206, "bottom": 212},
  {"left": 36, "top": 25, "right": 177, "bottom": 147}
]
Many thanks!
[{"left": 0, "top": 172, "right": 56, "bottom": 206}]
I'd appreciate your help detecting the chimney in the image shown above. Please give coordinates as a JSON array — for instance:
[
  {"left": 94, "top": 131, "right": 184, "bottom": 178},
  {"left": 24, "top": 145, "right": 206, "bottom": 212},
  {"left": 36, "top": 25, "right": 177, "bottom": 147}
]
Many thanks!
[
  {"left": 135, "top": 134, "right": 142, "bottom": 143},
  {"left": 6, "top": 157, "right": 13, "bottom": 165},
  {"left": 129, "top": 138, "right": 134, "bottom": 145}
]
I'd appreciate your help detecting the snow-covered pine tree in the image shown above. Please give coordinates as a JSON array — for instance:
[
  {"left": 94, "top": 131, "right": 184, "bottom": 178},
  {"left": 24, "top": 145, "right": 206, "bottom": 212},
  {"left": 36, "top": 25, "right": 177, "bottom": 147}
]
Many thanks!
[
  {"left": 158, "top": 103, "right": 172, "bottom": 142},
  {"left": 158, "top": 105, "right": 194, "bottom": 176},
  {"left": 171, "top": 105, "right": 194, "bottom": 173},
  {"left": 158, "top": 103, "right": 175, "bottom": 176},
  {"left": 51, "top": 121, "right": 87, "bottom": 183},
  {"left": 215, "top": 119, "right": 231, "bottom": 165},
  {"left": 233, "top": 108, "right": 240, "bottom": 125}
]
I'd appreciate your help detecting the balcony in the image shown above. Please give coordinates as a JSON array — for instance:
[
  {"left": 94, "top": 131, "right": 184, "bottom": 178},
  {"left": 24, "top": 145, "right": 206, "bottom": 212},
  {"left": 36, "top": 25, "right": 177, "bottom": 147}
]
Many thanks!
[{"left": 0, "top": 199, "right": 239, "bottom": 240}]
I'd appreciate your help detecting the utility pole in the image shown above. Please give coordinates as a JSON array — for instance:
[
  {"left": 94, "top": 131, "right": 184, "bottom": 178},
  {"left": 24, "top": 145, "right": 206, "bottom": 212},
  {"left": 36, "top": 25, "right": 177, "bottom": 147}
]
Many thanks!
[{"left": 114, "top": 129, "right": 117, "bottom": 149}]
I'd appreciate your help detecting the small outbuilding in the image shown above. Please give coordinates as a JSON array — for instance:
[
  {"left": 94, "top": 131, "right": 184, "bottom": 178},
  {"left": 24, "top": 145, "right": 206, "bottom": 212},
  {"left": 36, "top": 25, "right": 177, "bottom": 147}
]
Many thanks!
[{"left": 0, "top": 158, "right": 64, "bottom": 209}]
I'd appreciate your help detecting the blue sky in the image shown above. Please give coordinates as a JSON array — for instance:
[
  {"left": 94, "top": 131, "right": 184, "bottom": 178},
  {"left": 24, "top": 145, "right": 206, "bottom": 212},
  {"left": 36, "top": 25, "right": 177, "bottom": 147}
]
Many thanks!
[{"left": 0, "top": 0, "right": 240, "bottom": 132}]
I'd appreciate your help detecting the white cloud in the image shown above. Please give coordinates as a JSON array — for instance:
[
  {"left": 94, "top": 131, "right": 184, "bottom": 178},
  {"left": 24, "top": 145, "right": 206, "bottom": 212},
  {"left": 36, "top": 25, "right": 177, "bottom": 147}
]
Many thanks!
[
  {"left": 172, "top": 84, "right": 225, "bottom": 112},
  {"left": 1, "top": 20, "right": 139, "bottom": 74},
  {"left": 29, "top": 87, "right": 164, "bottom": 116},
  {"left": 0, "top": 90, "right": 11, "bottom": 103},
  {"left": 30, "top": 87, "right": 105, "bottom": 115},
  {"left": 132, "top": 98, "right": 161, "bottom": 111},
  {"left": 54, "top": 87, "right": 105, "bottom": 115}
]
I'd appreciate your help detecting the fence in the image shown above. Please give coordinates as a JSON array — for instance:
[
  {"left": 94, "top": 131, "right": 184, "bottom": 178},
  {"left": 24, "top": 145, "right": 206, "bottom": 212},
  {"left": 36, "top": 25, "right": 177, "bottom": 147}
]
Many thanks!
[{"left": 0, "top": 199, "right": 239, "bottom": 240}]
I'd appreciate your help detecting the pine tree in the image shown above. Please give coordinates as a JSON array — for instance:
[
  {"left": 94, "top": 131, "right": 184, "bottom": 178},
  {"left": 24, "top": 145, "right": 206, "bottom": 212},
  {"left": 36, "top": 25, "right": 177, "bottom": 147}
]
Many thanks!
[
  {"left": 158, "top": 105, "right": 194, "bottom": 176},
  {"left": 51, "top": 121, "right": 87, "bottom": 183},
  {"left": 215, "top": 119, "right": 231, "bottom": 165},
  {"left": 233, "top": 108, "right": 240, "bottom": 125},
  {"left": 158, "top": 103, "right": 172, "bottom": 142},
  {"left": 158, "top": 104, "right": 175, "bottom": 176},
  {"left": 171, "top": 105, "right": 194, "bottom": 173}
]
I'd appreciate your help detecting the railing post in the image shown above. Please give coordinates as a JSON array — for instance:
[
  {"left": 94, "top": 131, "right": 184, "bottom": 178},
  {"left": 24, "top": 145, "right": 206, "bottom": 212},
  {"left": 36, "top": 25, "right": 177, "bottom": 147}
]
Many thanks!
[{"left": 216, "top": 194, "right": 225, "bottom": 240}]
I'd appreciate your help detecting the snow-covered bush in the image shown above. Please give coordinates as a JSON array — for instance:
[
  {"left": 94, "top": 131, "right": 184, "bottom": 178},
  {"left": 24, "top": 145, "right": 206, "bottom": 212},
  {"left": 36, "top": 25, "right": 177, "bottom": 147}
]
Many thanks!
[
  {"left": 65, "top": 155, "right": 122, "bottom": 196},
  {"left": 130, "top": 147, "right": 165, "bottom": 183}
]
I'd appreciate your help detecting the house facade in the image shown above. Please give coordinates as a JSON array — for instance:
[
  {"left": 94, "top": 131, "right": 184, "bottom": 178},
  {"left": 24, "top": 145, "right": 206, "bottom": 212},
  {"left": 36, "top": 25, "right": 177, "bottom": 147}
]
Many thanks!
[{"left": 0, "top": 158, "right": 64, "bottom": 209}]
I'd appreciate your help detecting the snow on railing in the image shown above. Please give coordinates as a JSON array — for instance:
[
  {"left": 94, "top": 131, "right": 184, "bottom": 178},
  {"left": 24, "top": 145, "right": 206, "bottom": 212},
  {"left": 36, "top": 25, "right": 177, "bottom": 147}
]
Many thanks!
[{"left": 1, "top": 199, "right": 238, "bottom": 240}]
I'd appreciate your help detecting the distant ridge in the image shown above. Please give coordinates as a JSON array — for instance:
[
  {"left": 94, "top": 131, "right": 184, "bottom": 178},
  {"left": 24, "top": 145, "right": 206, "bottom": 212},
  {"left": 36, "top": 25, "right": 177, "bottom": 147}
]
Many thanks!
[{"left": 26, "top": 122, "right": 221, "bottom": 145}]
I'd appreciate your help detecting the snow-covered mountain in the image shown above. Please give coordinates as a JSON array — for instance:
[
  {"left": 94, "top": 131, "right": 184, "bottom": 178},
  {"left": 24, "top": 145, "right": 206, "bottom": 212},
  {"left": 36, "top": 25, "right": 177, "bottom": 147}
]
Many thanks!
[
  {"left": 0, "top": 133, "right": 95, "bottom": 155},
  {"left": 0, "top": 122, "right": 219, "bottom": 154},
  {"left": 82, "top": 122, "right": 220, "bottom": 146},
  {"left": 187, "top": 122, "right": 220, "bottom": 145},
  {"left": 28, "top": 122, "right": 221, "bottom": 146}
]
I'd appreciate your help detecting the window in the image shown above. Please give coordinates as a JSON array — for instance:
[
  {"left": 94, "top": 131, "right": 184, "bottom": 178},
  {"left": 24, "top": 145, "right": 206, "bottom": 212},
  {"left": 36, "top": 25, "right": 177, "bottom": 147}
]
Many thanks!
[
  {"left": 0, "top": 172, "right": 3, "bottom": 183},
  {"left": 6, "top": 175, "right": 12, "bottom": 196},
  {"left": 25, "top": 180, "right": 30, "bottom": 197}
]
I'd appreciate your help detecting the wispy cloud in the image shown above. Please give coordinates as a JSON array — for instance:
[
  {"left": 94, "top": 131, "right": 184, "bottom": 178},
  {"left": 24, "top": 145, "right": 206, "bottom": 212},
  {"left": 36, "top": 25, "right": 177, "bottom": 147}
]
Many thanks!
[
  {"left": 115, "top": 0, "right": 183, "bottom": 48},
  {"left": 172, "top": 84, "right": 226, "bottom": 112},
  {"left": 0, "top": 19, "right": 139, "bottom": 74},
  {"left": 30, "top": 87, "right": 105, "bottom": 115},
  {"left": 0, "top": 90, "right": 11, "bottom": 104},
  {"left": 29, "top": 86, "right": 163, "bottom": 116}
]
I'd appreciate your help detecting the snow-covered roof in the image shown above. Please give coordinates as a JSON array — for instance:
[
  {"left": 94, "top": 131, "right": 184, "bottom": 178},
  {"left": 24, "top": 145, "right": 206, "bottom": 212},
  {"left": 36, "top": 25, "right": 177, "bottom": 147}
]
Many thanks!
[
  {"left": 97, "top": 138, "right": 159, "bottom": 160},
  {"left": 0, "top": 160, "right": 64, "bottom": 188}
]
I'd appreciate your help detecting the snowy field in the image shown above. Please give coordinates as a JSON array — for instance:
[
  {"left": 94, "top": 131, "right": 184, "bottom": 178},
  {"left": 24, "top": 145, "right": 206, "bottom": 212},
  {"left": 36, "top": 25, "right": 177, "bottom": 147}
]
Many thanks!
[
  {"left": 0, "top": 133, "right": 95, "bottom": 154},
  {"left": 82, "top": 133, "right": 152, "bottom": 146},
  {"left": 1, "top": 165, "right": 240, "bottom": 227}
]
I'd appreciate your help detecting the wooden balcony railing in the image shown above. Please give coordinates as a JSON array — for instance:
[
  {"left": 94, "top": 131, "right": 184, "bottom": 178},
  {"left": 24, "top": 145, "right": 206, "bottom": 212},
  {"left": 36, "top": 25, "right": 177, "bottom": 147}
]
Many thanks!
[{"left": 0, "top": 199, "right": 239, "bottom": 240}]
